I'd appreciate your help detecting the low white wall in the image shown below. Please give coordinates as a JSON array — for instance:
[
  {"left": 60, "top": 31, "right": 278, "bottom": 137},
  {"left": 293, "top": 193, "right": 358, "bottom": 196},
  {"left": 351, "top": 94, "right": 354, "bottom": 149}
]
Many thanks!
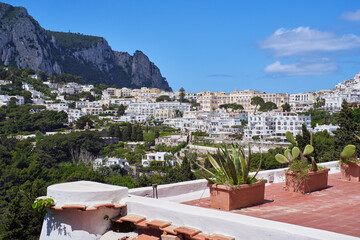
[
  {"left": 129, "top": 161, "right": 341, "bottom": 202},
  {"left": 123, "top": 196, "right": 358, "bottom": 240},
  {"left": 256, "top": 160, "right": 340, "bottom": 183},
  {"left": 129, "top": 179, "right": 209, "bottom": 202}
]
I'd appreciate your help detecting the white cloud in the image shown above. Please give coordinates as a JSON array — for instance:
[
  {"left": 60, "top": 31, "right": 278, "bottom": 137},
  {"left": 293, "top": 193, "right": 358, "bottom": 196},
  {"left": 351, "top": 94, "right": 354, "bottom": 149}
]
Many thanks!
[
  {"left": 340, "top": 9, "right": 360, "bottom": 21},
  {"left": 264, "top": 59, "right": 337, "bottom": 76},
  {"left": 259, "top": 26, "right": 360, "bottom": 57}
]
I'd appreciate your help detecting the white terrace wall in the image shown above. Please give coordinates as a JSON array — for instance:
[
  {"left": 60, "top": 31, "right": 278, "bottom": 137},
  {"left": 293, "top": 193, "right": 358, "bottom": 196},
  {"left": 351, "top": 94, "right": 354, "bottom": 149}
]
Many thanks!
[
  {"left": 129, "top": 161, "right": 340, "bottom": 202},
  {"left": 123, "top": 195, "right": 358, "bottom": 240}
]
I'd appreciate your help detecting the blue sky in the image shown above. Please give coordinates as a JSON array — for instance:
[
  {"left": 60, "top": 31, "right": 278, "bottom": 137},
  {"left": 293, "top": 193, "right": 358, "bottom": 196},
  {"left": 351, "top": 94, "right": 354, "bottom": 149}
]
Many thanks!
[{"left": 3, "top": 0, "right": 360, "bottom": 93}]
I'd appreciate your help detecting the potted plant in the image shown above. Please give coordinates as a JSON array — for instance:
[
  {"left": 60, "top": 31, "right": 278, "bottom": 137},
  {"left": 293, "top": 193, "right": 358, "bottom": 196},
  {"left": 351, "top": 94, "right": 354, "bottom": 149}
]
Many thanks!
[
  {"left": 275, "top": 131, "right": 329, "bottom": 194},
  {"left": 196, "top": 145, "right": 265, "bottom": 211},
  {"left": 339, "top": 144, "right": 360, "bottom": 181}
]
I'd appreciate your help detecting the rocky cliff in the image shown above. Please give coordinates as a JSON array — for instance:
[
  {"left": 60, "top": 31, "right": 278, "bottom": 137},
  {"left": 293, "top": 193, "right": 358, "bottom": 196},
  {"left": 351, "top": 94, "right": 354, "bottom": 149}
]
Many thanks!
[{"left": 0, "top": 2, "right": 172, "bottom": 91}]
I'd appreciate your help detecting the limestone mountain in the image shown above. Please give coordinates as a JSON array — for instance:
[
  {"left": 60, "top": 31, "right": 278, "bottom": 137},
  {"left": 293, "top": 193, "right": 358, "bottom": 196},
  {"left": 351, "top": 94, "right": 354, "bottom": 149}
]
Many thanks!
[{"left": 0, "top": 2, "right": 172, "bottom": 91}]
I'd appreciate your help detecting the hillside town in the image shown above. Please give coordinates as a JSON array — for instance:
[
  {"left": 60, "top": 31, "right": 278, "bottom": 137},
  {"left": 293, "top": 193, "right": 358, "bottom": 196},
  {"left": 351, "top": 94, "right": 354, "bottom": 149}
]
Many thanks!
[{"left": 4, "top": 72, "right": 360, "bottom": 142}]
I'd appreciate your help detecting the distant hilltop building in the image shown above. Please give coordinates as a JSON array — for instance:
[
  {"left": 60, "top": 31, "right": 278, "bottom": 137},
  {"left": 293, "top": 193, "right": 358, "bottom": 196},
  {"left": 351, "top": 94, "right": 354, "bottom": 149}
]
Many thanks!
[{"left": 336, "top": 72, "right": 360, "bottom": 91}]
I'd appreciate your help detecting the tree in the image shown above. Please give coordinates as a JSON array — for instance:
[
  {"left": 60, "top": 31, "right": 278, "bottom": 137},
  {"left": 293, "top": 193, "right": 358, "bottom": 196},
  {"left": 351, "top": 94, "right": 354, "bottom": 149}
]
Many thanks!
[
  {"left": 334, "top": 100, "right": 360, "bottom": 154},
  {"left": 281, "top": 103, "right": 291, "bottom": 112},
  {"left": 75, "top": 115, "right": 93, "bottom": 129},
  {"left": 314, "top": 97, "right": 325, "bottom": 109},
  {"left": 296, "top": 124, "right": 311, "bottom": 150},
  {"left": 117, "top": 104, "right": 126, "bottom": 116},
  {"left": 179, "top": 87, "right": 185, "bottom": 103},
  {"left": 156, "top": 95, "right": 170, "bottom": 102},
  {"left": 98, "top": 84, "right": 109, "bottom": 90},
  {"left": 122, "top": 125, "right": 131, "bottom": 141},
  {"left": 155, "top": 130, "right": 160, "bottom": 138},
  {"left": 175, "top": 109, "right": 183, "bottom": 118},
  {"left": 136, "top": 127, "right": 143, "bottom": 141},
  {"left": 250, "top": 96, "right": 264, "bottom": 114},
  {"left": 259, "top": 101, "right": 277, "bottom": 112},
  {"left": 8, "top": 97, "right": 18, "bottom": 108},
  {"left": 38, "top": 71, "right": 47, "bottom": 81},
  {"left": 219, "top": 103, "right": 244, "bottom": 112},
  {"left": 131, "top": 125, "right": 137, "bottom": 141}
]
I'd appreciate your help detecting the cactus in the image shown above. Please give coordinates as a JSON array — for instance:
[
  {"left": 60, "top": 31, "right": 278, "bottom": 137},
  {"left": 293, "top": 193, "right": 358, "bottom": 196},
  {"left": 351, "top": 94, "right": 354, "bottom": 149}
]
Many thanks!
[
  {"left": 275, "top": 131, "right": 318, "bottom": 172},
  {"left": 340, "top": 145, "right": 358, "bottom": 164},
  {"left": 194, "top": 144, "right": 262, "bottom": 186}
]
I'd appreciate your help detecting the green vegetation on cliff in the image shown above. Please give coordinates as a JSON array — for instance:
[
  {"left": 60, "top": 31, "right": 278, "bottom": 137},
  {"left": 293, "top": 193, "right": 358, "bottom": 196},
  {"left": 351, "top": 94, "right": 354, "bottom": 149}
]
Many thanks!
[{"left": 46, "top": 31, "right": 103, "bottom": 50}]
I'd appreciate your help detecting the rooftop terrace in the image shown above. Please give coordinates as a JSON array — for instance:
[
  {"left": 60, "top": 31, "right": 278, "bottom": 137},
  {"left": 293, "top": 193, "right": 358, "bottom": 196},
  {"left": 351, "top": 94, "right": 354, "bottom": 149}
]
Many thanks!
[
  {"left": 183, "top": 173, "right": 360, "bottom": 238},
  {"left": 39, "top": 161, "right": 360, "bottom": 240}
]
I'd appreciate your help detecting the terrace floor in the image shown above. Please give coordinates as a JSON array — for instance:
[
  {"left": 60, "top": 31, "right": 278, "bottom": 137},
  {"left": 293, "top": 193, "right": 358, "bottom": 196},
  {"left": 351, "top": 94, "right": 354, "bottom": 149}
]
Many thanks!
[{"left": 183, "top": 173, "right": 360, "bottom": 238}]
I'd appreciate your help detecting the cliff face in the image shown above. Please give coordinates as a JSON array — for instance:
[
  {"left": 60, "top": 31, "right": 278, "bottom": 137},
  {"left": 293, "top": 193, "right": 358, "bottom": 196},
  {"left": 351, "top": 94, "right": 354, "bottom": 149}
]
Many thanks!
[{"left": 0, "top": 2, "right": 172, "bottom": 91}]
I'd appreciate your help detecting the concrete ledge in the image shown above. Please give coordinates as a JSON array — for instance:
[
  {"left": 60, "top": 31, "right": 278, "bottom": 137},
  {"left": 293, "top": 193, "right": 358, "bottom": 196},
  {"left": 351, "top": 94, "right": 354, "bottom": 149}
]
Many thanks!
[
  {"left": 123, "top": 195, "right": 358, "bottom": 240},
  {"left": 129, "top": 161, "right": 340, "bottom": 202}
]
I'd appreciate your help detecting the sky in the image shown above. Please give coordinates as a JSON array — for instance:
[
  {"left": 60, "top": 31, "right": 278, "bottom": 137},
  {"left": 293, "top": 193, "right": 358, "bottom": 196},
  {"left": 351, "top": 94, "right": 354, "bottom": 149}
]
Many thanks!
[{"left": 2, "top": 0, "right": 360, "bottom": 94}]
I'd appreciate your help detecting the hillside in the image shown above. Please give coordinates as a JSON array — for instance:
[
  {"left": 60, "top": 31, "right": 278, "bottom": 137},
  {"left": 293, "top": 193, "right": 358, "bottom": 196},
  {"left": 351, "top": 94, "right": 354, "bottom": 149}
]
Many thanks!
[{"left": 0, "top": 2, "right": 172, "bottom": 91}]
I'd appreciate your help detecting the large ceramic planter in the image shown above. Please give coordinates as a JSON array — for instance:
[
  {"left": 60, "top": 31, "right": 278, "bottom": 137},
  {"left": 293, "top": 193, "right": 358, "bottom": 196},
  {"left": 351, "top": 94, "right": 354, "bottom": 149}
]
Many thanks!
[
  {"left": 285, "top": 169, "right": 329, "bottom": 194},
  {"left": 340, "top": 162, "right": 360, "bottom": 182},
  {"left": 208, "top": 180, "right": 266, "bottom": 211}
]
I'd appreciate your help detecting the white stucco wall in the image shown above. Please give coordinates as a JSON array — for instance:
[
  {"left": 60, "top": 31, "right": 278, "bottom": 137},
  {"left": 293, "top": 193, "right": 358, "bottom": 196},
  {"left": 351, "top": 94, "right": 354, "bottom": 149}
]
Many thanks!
[{"left": 123, "top": 195, "right": 358, "bottom": 240}]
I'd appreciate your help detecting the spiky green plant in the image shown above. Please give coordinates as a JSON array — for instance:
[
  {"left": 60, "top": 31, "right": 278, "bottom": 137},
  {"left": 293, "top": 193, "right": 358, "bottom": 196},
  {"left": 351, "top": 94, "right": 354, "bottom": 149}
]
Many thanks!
[
  {"left": 340, "top": 144, "right": 358, "bottom": 165},
  {"left": 275, "top": 131, "right": 318, "bottom": 172},
  {"left": 195, "top": 145, "right": 262, "bottom": 186}
]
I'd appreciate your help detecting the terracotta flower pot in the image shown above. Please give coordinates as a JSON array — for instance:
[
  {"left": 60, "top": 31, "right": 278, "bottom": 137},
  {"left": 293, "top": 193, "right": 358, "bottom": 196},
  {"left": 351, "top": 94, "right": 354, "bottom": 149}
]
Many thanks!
[
  {"left": 285, "top": 169, "right": 329, "bottom": 194},
  {"left": 340, "top": 162, "right": 360, "bottom": 182},
  {"left": 208, "top": 180, "right": 266, "bottom": 211}
]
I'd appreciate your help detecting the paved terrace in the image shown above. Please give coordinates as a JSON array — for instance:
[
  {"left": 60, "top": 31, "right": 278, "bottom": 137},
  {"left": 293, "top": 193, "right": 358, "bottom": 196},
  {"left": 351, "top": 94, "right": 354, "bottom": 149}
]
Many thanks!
[{"left": 183, "top": 173, "right": 360, "bottom": 238}]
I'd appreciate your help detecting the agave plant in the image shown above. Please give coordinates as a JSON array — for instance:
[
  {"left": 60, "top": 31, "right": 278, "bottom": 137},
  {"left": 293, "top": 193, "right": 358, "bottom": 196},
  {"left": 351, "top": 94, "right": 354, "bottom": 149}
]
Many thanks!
[
  {"left": 340, "top": 144, "right": 358, "bottom": 165},
  {"left": 275, "top": 131, "right": 318, "bottom": 172},
  {"left": 196, "top": 145, "right": 262, "bottom": 186}
]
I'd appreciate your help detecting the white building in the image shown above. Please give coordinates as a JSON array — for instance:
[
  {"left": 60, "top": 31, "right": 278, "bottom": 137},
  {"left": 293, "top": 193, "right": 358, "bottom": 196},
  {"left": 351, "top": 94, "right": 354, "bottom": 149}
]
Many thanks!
[
  {"left": 141, "top": 152, "right": 176, "bottom": 167},
  {"left": 245, "top": 112, "right": 311, "bottom": 142},
  {"left": 289, "top": 92, "right": 315, "bottom": 112},
  {"left": 46, "top": 102, "right": 69, "bottom": 112},
  {"left": 30, "top": 90, "right": 44, "bottom": 98},
  {"left": 22, "top": 82, "right": 34, "bottom": 91},
  {"left": 313, "top": 124, "right": 339, "bottom": 136},
  {"left": 76, "top": 101, "right": 102, "bottom": 109},
  {"left": 67, "top": 109, "right": 85, "bottom": 122},
  {"left": 0, "top": 95, "right": 25, "bottom": 106},
  {"left": 81, "top": 107, "right": 103, "bottom": 115},
  {"left": 126, "top": 102, "right": 191, "bottom": 117},
  {"left": 116, "top": 115, "right": 150, "bottom": 123},
  {"left": 94, "top": 157, "right": 129, "bottom": 171}
]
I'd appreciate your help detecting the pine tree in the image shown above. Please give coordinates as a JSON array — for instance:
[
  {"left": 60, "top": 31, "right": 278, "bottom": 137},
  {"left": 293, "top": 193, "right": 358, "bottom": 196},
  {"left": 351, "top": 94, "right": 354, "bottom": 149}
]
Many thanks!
[
  {"left": 136, "top": 127, "right": 143, "bottom": 141},
  {"left": 114, "top": 126, "right": 122, "bottom": 139},
  {"left": 117, "top": 104, "right": 126, "bottom": 116},
  {"left": 122, "top": 126, "right": 130, "bottom": 141},
  {"left": 155, "top": 130, "right": 160, "bottom": 138},
  {"left": 296, "top": 124, "right": 311, "bottom": 150},
  {"left": 131, "top": 125, "right": 137, "bottom": 141},
  {"left": 180, "top": 156, "right": 195, "bottom": 181},
  {"left": 334, "top": 100, "right": 360, "bottom": 154}
]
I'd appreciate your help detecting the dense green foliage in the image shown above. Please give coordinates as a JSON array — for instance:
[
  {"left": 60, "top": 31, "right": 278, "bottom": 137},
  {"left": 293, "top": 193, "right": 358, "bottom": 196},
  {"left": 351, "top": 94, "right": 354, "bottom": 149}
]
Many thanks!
[
  {"left": 298, "top": 109, "right": 338, "bottom": 128},
  {"left": 46, "top": 31, "right": 102, "bottom": 50},
  {"left": 219, "top": 103, "right": 244, "bottom": 111},
  {"left": 334, "top": 100, "right": 360, "bottom": 155},
  {"left": 156, "top": 95, "right": 171, "bottom": 102},
  {"left": 108, "top": 124, "right": 143, "bottom": 142},
  {"left": 0, "top": 105, "right": 67, "bottom": 134},
  {"left": 0, "top": 130, "right": 194, "bottom": 239},
  {"left": 259, "top": 101, "right": 277, "bottom": 112},
  {"left": 281, "top": 103, "right": 291, "bottom": 112}
]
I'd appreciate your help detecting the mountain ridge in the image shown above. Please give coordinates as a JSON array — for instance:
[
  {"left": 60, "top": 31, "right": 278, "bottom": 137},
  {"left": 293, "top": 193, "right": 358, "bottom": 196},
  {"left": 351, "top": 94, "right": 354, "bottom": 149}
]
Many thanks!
[{"left": 0, "top": 2, "right": 172, "bottom": 91}]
